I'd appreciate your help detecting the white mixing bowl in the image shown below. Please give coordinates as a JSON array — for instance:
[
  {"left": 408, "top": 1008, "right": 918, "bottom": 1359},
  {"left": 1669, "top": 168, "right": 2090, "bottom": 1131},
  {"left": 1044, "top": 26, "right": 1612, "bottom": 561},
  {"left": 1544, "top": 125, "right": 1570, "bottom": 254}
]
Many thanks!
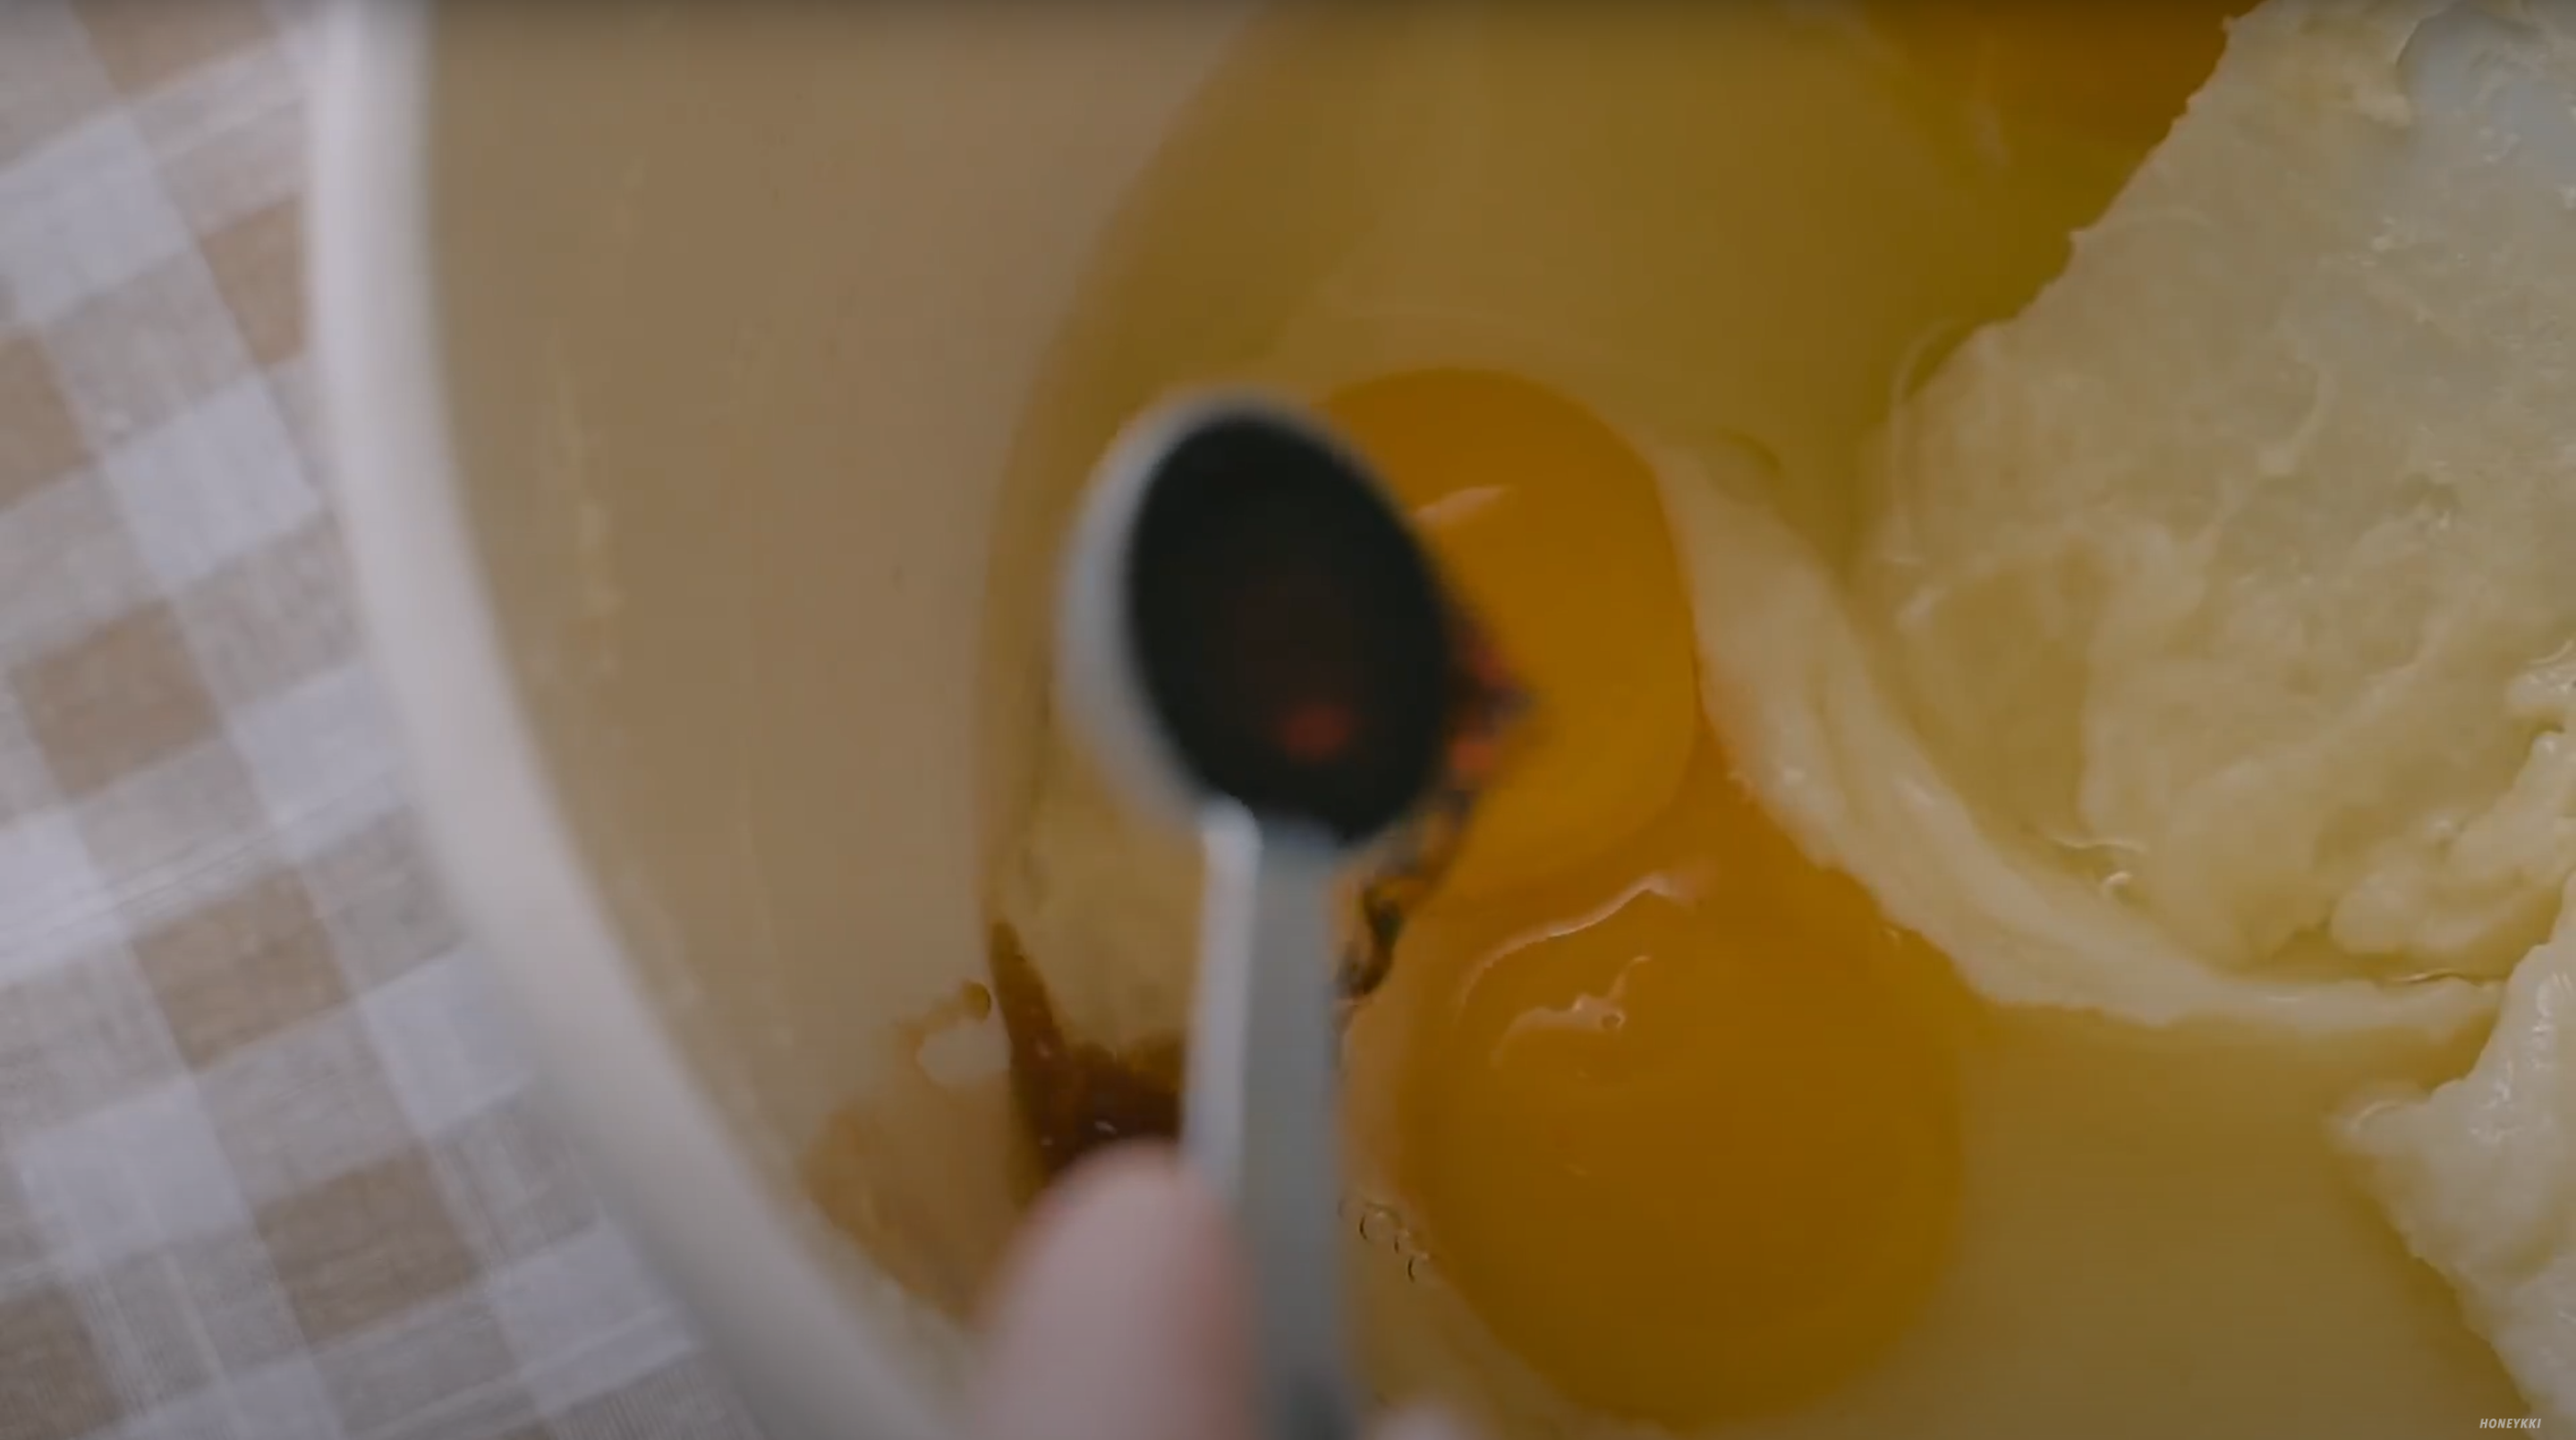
[{"left": 332, "top": 4, "right": 2458, "bottom": 1438}]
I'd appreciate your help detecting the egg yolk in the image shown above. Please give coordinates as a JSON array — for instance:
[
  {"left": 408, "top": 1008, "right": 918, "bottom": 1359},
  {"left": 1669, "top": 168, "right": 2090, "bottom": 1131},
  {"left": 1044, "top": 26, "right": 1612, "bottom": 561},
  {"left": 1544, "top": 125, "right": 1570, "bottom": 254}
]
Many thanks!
[
  {"left": 1319, "top": 369, "right": 1700, "bottom": 903},
  {"left": 1397, "top": 749, "right": 1968, "bottom": 1426},
  {"left": 1324, "top": 367, "right": 1966, "bottom": 1425}
]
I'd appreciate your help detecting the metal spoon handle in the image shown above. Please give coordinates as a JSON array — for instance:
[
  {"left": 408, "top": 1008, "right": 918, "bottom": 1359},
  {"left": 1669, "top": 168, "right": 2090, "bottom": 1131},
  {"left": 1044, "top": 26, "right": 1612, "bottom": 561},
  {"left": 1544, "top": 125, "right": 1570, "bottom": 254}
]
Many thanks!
[{"left": 1188, "top": 805, "right": 1362, "bottom": 1440}]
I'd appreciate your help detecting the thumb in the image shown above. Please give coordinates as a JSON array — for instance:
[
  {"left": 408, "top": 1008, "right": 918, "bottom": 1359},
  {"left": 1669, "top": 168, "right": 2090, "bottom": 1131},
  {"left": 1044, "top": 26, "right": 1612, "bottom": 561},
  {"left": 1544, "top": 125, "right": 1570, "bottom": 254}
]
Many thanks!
[{"left": 972, "top": 1145, "right": 1255, "bottom": 1440}]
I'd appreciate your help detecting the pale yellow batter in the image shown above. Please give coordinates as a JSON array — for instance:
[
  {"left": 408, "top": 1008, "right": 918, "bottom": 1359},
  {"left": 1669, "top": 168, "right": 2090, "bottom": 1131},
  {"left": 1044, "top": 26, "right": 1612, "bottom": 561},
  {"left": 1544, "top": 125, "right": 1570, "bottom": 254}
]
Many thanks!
[{"left": 1695, "top": 0, "right": 2576, "bottom": 1420}]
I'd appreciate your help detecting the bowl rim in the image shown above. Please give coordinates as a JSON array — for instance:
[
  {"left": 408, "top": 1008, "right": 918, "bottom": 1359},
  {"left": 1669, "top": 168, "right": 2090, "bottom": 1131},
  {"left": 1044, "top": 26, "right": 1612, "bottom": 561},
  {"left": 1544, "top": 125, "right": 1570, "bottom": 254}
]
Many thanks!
[{"left": 307, "top": 5, "right": 948, "bottom": 1437}]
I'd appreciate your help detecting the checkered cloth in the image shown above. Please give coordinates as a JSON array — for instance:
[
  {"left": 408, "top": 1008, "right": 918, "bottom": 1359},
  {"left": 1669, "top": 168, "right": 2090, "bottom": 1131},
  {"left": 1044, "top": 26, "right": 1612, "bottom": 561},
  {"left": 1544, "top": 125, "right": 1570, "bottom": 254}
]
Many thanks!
[{"left": 0, "top": 3, "right": 764, "bottom": 1436}]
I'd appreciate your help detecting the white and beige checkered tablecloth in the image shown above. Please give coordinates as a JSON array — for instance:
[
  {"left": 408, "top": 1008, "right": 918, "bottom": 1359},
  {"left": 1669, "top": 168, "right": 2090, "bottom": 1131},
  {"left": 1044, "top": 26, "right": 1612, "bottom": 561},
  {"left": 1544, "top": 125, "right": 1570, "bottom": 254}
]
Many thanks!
[{"left": 0, "top": 3, "right": 765, "bottom": 1436}]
